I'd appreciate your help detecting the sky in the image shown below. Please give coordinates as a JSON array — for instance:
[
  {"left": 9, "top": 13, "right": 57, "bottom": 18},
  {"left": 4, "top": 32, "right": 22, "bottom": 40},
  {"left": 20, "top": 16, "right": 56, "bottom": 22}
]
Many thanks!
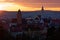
[{"left": 0, "top": 0, "right": 60, "bottom": 11}]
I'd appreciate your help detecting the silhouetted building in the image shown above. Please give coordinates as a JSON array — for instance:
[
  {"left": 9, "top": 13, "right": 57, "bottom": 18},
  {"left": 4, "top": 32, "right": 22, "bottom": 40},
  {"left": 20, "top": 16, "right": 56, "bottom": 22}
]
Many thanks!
[
  {"left": 16, "top": 9, "right": 22, "bottom": 26},
  {"left": 41, "top": 6, "right": 44, "bottom": 11}
]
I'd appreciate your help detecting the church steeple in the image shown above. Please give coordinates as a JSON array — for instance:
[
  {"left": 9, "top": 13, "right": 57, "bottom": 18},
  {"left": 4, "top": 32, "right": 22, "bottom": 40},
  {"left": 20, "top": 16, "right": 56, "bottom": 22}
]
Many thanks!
[
  {"left": 41, "top": 6, "right": 44, "bottom": 11},
  {"left": 17, "top": 9, "right": 22, "bottom": 26}
]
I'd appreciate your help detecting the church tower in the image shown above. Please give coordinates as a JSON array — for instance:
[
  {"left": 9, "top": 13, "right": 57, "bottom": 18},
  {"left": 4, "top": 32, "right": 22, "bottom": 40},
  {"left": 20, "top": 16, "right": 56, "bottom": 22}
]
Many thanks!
[{"left": 17, "top": 9, "right": 22, "bottom": 26}]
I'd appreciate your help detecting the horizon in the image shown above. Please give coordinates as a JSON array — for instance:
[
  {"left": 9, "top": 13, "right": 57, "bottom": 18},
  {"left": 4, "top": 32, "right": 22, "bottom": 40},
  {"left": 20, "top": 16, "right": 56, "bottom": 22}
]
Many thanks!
[
  {"left": 0, "top": 0, "right": 59, "bottom": 11},
  {"left": 0, "top": 9, "right": 60, "bottom": 12}
]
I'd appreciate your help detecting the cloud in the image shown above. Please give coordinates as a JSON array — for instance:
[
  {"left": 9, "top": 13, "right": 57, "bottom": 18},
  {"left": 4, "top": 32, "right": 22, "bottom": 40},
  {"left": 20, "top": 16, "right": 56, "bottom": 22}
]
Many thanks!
[
  {"left": 0, "top": 0, "right": 6, "bottom": 1},
  {"left": 0, "top": 0, "right": 60, "bottom": 3},
  {"left": 0, "top": 0, "right": 60, "bottom": 9}
]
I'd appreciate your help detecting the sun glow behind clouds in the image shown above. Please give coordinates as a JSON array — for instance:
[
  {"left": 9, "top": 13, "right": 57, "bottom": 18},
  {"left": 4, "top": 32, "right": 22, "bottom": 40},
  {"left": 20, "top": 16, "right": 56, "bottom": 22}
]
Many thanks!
[
  {"left": 0, "top": 2, "right": 40, "bottom": 11},
  {"left": 0, "top": 2, "right": 60, "bottom": 11},
  {"left": 0, "top": 3, "right": 15, "bottom": 10}
]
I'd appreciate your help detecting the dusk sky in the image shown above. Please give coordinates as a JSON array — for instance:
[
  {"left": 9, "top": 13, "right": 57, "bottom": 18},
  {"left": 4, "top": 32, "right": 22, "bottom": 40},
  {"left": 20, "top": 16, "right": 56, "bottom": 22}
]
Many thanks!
[{"left": 0, "top": 0, "right": 60, "bottom": 11}]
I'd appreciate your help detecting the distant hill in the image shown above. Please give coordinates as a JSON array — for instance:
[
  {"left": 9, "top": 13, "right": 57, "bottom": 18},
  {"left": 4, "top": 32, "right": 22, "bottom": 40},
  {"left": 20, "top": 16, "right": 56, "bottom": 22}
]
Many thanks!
[{"left": 0, "top": 10, "right": 60, "bottom": 19}]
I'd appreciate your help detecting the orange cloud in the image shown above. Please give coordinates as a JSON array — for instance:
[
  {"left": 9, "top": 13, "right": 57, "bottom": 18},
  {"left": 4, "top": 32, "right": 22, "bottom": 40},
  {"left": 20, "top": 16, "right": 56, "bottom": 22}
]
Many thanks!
[{"left": 0, "top": 0, "right": 60, "bottom": 11}]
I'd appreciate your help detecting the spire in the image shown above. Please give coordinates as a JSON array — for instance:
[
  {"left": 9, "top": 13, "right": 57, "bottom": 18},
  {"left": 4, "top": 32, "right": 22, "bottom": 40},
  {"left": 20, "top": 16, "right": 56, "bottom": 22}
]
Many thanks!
[
  {"left": 41, "top": 6, "right": 45, "bottom": 14},
  {"left": 41, "top": 6, "right": 44, "bottom": 11}
]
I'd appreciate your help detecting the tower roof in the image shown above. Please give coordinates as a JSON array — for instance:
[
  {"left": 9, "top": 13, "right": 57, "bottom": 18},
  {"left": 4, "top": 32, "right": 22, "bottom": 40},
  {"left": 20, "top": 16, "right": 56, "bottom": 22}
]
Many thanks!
[
  {"left": 18, "top": 9, "right": 20, "bottom": 11},
  {"left": 18, "top": 9, "right": 21, "bottom": 14}
]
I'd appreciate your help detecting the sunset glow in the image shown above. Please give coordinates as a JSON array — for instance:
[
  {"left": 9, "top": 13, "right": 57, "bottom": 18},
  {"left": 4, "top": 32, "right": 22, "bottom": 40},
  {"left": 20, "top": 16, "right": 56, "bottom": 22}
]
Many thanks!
[
  {"left": 0, "top": 2, "right": 42, "bottom": 11},
  {"left": 0, "top": 0, "right": 59, "bottom": 11}
]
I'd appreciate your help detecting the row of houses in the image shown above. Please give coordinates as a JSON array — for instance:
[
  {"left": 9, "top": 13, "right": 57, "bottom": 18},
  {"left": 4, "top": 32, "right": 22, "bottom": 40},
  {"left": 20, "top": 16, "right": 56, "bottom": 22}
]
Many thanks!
[{"left": 0, "top": 7, "right": 60, "bottom": 32}]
